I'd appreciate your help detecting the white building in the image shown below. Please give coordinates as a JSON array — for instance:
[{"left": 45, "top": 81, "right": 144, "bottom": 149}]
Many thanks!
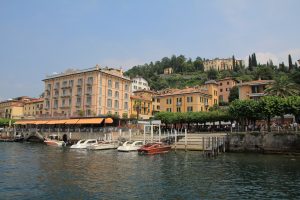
[{"left": 131, "top": 77, "right": 150, "bottom": 92}]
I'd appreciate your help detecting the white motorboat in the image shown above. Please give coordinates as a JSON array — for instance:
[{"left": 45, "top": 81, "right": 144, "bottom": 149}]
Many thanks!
[
  {"left": 70, "top": 139, "right": 98, "bottom": 149},
  {"left": 44, "top": 134, "right": 66, "bottom": 147},
  {"left": 117, "top": 141, "right": 144, "bottom": 152},
  {"left": 87, "top": 141, "right": 119, "bottom": 150}
]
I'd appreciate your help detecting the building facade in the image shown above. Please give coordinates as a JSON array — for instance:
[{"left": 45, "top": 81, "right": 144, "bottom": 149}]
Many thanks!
[
  {"left": 130, "top": 90, "right": 156, "bottom": 120},
  {"left": 0, "top": 96, "right": 33, "bottom": 119},
  {"left": 203, "top": 58, "right": 244, "bottom": 71},
  {"left": 217, "top": 77, "right": 237, "bottom": 103},
  {"left": 237, "top": 79, "right": 274, "bottom": 100},
  {"left": 43, "top": 66, "right": 131, "bottom": 118},
  {"left": 164, "top": 67, "right": 173, "bottom": 75},
  {"left": 157, "top": 81, "right": 218, "bottom": 113},
  {"left": 131, "top": 77, "right": 150, "bottom": 92},
  {"left": 23, "top": 98, "right": 44, "bottom": 119}
]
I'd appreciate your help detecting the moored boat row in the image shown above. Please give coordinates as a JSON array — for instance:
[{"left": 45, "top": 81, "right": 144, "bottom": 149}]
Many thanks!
[{"left": 43, "top": 136, "right": 172, "bottom": 155}]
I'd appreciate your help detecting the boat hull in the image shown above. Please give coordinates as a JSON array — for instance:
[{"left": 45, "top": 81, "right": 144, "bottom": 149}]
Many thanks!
[
  {"left": 138, "top": 143, "right": 171, "bottom": 155},
  {"left": 44, "top": 140, "right": 65, "bottom": 147}
]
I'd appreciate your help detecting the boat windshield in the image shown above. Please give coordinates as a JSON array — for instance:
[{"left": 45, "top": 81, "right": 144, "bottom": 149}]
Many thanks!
[
  {"left": 79, "top": 140, "right": 86, "bottom": 144},
  {"left": 126, "top": 141, "right": 134, "bottom": 144}
]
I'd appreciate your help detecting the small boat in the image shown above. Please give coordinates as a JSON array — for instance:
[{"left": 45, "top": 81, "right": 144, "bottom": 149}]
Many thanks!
[
  {"left": 87, "top": 141, "right": 119, "bottom": 150},
  {"left": 117, "top": 141, "right": 144, "bottom": 152},
  {"left": 70, "top": 139, "right": 97, "bottom": 149},
  {"left": 138, "top": 142, "right": 172, "bottom": 155},
  {"left": 44, "top": 134, "right": 66, "bottom": 147}
]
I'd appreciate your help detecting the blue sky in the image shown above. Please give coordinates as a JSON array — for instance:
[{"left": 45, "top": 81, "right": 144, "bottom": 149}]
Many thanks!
[{"left": 0, "top": 0, "right": 299, "bottom": 100}]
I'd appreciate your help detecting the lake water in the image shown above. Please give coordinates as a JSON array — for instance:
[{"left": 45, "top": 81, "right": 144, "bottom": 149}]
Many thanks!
[{"left": 1, "top": 142, "right": 300, "bottom": 200}]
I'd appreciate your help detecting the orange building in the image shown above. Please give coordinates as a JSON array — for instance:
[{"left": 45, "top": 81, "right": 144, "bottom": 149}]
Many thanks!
[
  {"left": 23, "top": 98, "right": 44, "bottom": 119},
  {"left": 237, "top": 79, "right": 274, "bottom": 100},
  {"left": 43, "top": 66, "right": 131, "bottom": 118},
  {"left": 130, "top": 90, "right": 157, "bottom": 119},
  {"left": 217, "top": 77, "right": 237, "bottom": 103},
  {"left": 156, "top": 81, "right": 218, "bottom": 113}
]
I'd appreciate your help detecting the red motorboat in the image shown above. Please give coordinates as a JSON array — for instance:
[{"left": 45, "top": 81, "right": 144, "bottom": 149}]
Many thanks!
[{"left": 138, "top": 142, "right": 172, "bottom": 155}]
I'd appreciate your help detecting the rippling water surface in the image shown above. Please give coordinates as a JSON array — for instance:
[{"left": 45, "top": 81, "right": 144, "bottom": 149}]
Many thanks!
[{"left": 1, "top": 143, "right": 300, "bottom": 199}]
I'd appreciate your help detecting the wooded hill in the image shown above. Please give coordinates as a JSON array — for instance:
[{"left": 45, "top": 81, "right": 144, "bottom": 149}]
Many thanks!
[{"left": 124, "top": 54, "right": 300, "bottom": 92}]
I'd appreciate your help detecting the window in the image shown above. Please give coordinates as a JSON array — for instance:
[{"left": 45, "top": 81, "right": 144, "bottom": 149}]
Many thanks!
[
  {"left": 108, "top": 80, "right": 112, "bottom": 88},
  {"left": 69, "top": 80, "right": 74, "bottom": 87},
  {"left": 220, "top": 89, "right": 223, "bottom": 92},
  {"left": 76, "top": 97, "right": 81, "bottom": 105},
  {"left": 187, "top": 96, "right": 193, "bottom": 103},
  {"left": 77, "top": 87, "right": 82, "bottom": 95},
  {"left": 87, "top": 77, "right": 93, "bottom": 85},
  {"left": 87, "top": 86, "right": 92, "bottom": 94},
  {"left": 177, "top": 107, "right": 181, "bottom": 112},
  {"left": 124, "top": 102, "right": 128, "bottom": 110},
  {"left": 77, "top": 78, "right": 82, "bottom": 86},
  {"left": 62, "top": 99, "right": 65, "bottom": 106},
  {"left": 86, "top": 96, "right": 91, "bottom": 105},
  {"left": 114, "top": 100, "right": 119, "bottom": 109},
  {"left": 219, "top": 83, "right": 223, "bottom": 86},
  {"left": 62, "top": 81, "right": 67, "bottom": 87},
  {"left": 166, "top": 98, "right": 172, "bottom": 104},
  {"left": 166, "top": 108, "right": 172, "bottom": 112},
  {"left": 115, "top": 82, "right": 119, "bottom": 89},
  {"left": 125, "top": 93, "right": 128, "bottom": 100},
  {"left": 115, "top": 91, "right": 119, "bottom": 98},
  {"left": 125, "top": 84, "right": 129, "bottom": 91},
  {"left": 108, "top": 89, "right": 112, "bottom": 97},
  {"left": 107, "top": 99, "right": 112, "bottom": 108},
  {"left": 134, "top": 86, "right": 137, "bottom": 89},
  {"left": 227, "top": 81, "right": 229, "bottom": 85},
  {"left": 46, "top": 100, "right": 50, "bottom": 108},
  {"left": 55, "top": 82, "right": 60, "bottom": 89},
  {"left": 187, "top": 106, "right": 193, "bottom": 112},
  {"left": 54, "top": 100, "right": 58, "bottom": 109}
]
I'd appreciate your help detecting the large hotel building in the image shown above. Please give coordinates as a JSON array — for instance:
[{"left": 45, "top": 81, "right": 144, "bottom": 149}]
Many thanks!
[{"left": 43, "top": 66, "right": 131, "bottom": 118}]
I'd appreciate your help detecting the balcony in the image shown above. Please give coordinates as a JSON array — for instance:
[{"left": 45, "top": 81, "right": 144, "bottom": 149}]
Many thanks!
[
  {"left": 76, "top": 83, "right": 83, "bottom": 87},
  {"left": 86, "top": 81, "right": 93, "bottom": 86},
  {"left": 85, "top": 91, "right": 92, "bottom": 96},
  {"left": 60, "top": 105, "right": 70, "bottom": 109},
  {"left": 76, "top": 103, "right": 81, "bottom": 107},
  {"left": 76, "top": 93, "right": 82, "bottom": 96},
  {"left": 176, "top": 102, "right": 182, "bottom": 106},
  {"left": 61, "top": 93, "right": 71, "bottom": 98},
  {"left": 61, "top": 84, "right": 71, "bottom": 89}
]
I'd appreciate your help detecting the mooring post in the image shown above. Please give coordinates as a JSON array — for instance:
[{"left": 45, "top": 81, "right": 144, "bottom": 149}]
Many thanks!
[
  {"left": 174, "top": 129, "right": 177, "bottom": 151},
  {"left": 184, "top": 128, "right": 187, "bottom": 151},
  {"left": 223, "top": 137, "right": 226, "bottom": 152},
  {"left": 202, "top": 137, "right": 205, "bottom": 156},
  {"left": 129, "top": 129, "right": 132, "bottom": 141}
]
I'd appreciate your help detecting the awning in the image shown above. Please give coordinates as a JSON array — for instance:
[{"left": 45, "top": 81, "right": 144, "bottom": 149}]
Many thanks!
[
  {"left": 15, "top": 121, "right": 36, "bottom": 125},
  {"left": 76, "top": 118, "right": 104, "bottom": 124},
  {"left": 35, "top": 120, "right": 49, "bottom": 125},
  {"left": 65, "top": 119, "right": 80, "bottom": 124},
  {"left": 104, "top": 118, "right": 113, "bottom": 124},
  {"left": 47, "top": 120, "right": 66, "bottom": 125}
]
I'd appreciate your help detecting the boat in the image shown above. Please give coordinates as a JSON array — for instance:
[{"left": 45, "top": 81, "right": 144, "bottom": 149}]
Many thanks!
[
  {"left": 117, "top": 141, "right": 144, "bottom": 152},
  {"left": 44, "top": 134, "right": 66, "bottom": 147},
  {"left": 70, "top": 139, "right": 98, "bottom": 149},
  {"left": 138, "top": 142, "right": 172, "bottom": 155},
  {"left": 87, "top": 140, "right": 119, "bottom": 150}
]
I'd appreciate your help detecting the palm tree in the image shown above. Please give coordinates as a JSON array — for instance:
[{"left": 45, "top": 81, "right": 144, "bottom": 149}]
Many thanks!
[{"left": 264, "top": 75, "right": 300, "bottom": 98}]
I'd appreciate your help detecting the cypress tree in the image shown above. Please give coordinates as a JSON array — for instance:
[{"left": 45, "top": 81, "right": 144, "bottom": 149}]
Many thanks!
[
  {"left": 252, "top": 53, "right": 257, "bottom": 67},
  {"left": 248, "top": 55, "right": 253, "bottom": 71},
  {"left": 288, "top": 54, "right": 293, "bottom": 71}
]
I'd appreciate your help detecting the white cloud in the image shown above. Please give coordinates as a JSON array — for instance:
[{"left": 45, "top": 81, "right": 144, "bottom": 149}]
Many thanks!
[{"left": 243, "top": 49, "right": 300, "bottom": 66}]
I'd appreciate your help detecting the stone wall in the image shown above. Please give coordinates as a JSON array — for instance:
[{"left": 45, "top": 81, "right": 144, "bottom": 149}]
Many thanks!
[{"left": 228, "top": 132, "right": 300, "bottom": 153}]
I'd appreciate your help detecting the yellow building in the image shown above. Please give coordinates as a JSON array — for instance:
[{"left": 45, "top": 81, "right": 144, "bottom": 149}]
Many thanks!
[
  {"left": 43, "top": 65, "right": 131, "bottom": 118},
  {"left": 130, "top": 90, "right": 157, "bottom": 119},
  {"left": 237, "top": 79, "right": 274, "bottom": 100},
  {"left": 0, "top": 96, "right": 32, "bottom": 119},
  {"left": 23, "top": 98, "right": 44, "bottom": 119},
  {"left": 157, "top": 81, "right": 218, "bottom": 113},
  {"left": 217, "top": 77, "right": 237, "bottom": 103},
  {"left": 164, "top": 67, "right": 173, "bottom": 75},
  {"left": 203, "top": 58, "right": 244, "bottom": 71}
]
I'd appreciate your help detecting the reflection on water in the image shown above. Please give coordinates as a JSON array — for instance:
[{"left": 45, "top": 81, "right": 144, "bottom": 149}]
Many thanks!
[{"left": 1, "top": 143, "right": 300, "bottom": 199}]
